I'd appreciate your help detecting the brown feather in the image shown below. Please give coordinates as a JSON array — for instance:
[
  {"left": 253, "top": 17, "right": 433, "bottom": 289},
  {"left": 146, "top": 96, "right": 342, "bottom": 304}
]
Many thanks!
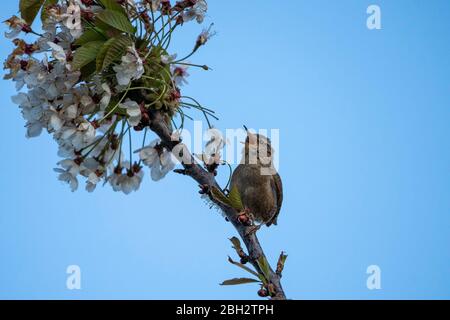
[{"left": 266, "top": 172, "right": 283, "bottom": 226}]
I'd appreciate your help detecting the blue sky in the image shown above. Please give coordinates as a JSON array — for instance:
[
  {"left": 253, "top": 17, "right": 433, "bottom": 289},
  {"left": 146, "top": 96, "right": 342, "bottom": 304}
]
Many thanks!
[{"left": 0, "top": 0, "right": 449, "bottom": 299}]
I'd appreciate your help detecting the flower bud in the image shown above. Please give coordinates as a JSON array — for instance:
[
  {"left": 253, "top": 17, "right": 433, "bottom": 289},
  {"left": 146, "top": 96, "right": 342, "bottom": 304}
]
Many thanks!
[{"left": 258, "top": 289, "right": 269, "bottom": 298}]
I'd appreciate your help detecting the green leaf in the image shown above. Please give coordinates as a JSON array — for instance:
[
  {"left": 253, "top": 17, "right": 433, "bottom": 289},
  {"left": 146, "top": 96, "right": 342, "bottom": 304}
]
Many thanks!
[
  {"left": 227, "top": 256, "right": 260, "bottom": 279},
  {"left": 20, "top": 0, "right": 45, "bottom": 25},
  {"left": 74, "top": 29, "right": 107, "bottom": 46},
  {"left": 96, "top": 9, "right": 135, "bottom": 34},
  {"left": 257, "top": 256, "right": 271, "bottom": 283},
  {"left": 72, "top": 41, "right": 104, "bottom": 71},
  {"left": 228, "top": 186, "right": 244, "bottom": 211},
  {"left": 229, "top": 237, "right": 246, "bottom": 259},
  {"left": 210, "top": 186, "right": 233, "bottom": 208},
  {"left": 96, "top": 35, "right": 132, "bottom": 72},
  {"left": 230, "top": 237, "right": 242, "bottom": 251},
  {"left": 94, "top": 19, "right": 121, "bottom": 38},
  {"left": 80, "top": 61, "right": 97, "bottom": 80},
  {"left": 210, "top": 186, "right": 244, "bottom": 211},
  {"left": 98, "top": 0, "right": 126, "bottom": 13},
  {"left": 95, "top": 39, "right": 113, "bottom": 73},
  {"left": 276, "top": 252, "right": 288, "bottom": 275},
  {"left": 220, "top": 278, "right": 260, "bottom": 286}
]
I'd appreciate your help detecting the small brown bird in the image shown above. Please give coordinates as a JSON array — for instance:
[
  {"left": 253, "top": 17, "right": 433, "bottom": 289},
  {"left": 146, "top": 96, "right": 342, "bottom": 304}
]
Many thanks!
[{"left": 230, "top": 127, "right": 283, "bottom": 227}]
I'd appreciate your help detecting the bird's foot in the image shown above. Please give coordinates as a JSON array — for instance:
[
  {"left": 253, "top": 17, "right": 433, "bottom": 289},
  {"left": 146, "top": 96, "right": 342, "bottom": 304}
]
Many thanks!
[{"left": 237, "top": 208, "right": 252, "bottom": 226}]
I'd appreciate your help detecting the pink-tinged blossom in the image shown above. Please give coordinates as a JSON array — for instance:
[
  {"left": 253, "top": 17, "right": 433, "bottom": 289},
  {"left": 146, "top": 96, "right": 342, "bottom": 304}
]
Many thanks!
[
  {"left": 113, "top": 46, "right": 144, "bottom": 86},
  {"left": 137, "top": 139, "right": 177, "bottom": 181}
]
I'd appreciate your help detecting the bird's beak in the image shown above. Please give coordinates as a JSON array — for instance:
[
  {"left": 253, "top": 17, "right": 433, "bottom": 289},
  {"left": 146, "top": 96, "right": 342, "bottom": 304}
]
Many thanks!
[
  {"left": 242, "top": 126, "right": 257, "bottom": 145},
  {"left": 240, "top": 125, "right": 248, "bottom": 144},
  {"left": 243, "top": 126, "right": 258, "bottom": 146}
]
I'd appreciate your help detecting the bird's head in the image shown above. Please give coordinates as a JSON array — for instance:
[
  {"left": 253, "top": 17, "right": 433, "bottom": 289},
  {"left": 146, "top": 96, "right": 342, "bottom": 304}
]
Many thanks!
[{"left": 242, "top": 126, "right": 274, "bottom": 165}]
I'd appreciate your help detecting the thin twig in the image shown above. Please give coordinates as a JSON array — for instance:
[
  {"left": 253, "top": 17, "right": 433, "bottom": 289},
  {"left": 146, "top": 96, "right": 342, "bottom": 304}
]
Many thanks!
[{"left": 147, "top": 109, "right": 287, "bottom": 300}]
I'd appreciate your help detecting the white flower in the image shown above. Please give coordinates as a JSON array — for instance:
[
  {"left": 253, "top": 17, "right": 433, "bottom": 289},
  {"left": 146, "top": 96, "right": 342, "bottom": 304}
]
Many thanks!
[
  {"left": 17, "top": 59, "right": 49, "bottom": 90},
  {"left": 58, "top": 158, "right": 83, "bottom": 176},
  {"left": 153, "top": 150, "right": 176, "bottom": 181},
  {"left": 54, "top": 168, "right": 79, "bottom": 192},
  {"left": 27, "top": 122, "right": 45, "bottom": 138},
  {"left": 195, "top": 23, "right": 216, "bottom": 50},
  {"left": 120, "top": 170, "right": 144, "bottom": 194},
  {"left": 56, "top": 138, "right": 77, "bottom": 158},
  {"left": 183, "top": 0, "right": 208, "bottom": 23},
  {"left": 49, "top": 112, "right": 64, "bottom": 131},
  {"left": 161, "top": 53, "right": 177, "bottom": 64},
  {"left": 146, "top": 0, "right": 161, "bottom": 12},
  {"left": 197, "top": 128, "right": 225, "bottom": 165},
  {"left": 125, "top": 0, "right": 137, "bottom": 8},
  {"left": 54, "top": 158, "right": 84, "bottom": 192},
  {"left": 79, "top": 95, "right": 95, "bottom": 114},
  {"left": 172, "top": 65, "right": 189, "bottom": 86},
  {"left": 59, "top": 120, "right": 96, "bottom": 150},
  {"left": 120, "top": 99, "right": 142, "bottom": 127},
  {"left": 113, "top": 45, "right": 144, "bottom": 86},
  {"left": 85, "top": 135, "right": 120, "bottom": 164},
  {"left": 11, "top": 93, "right": 31, "bottom": 108},
  {"left": 54, "top": 157, "right": 104, "bottom": 193},
  {"left": 64, "top": 104, "right": 79, "bottom": 119},
  {"left": 47, "top": 42, "right": 67, "bottom": 64},
  {"left": 108, "top": 169, "right": 123, "bottom": 192},
  {"left": 170, "top": 129, "right": 182, "bottom": 142},
  {"left": 12, "top": 92, "right": 47, "bottom": 138},
  {"left": 97, "top": 115, "right": 117, "bottom": 134},
  {"left": 63, "top": 2, "right": 83, "bottom": 39},
  {"left": 48, "top": 104, "right": 79, "bottom": 132},
  {"left": 137, "top": 139, "right": 176, "bottom": 181},
  {"left": 73, "top": 122, "right": 96, "bottom": 149},
  {"left": 99, "top": 83, "right": 111, "bottom": 110},
  {"left": 86, "top": 171, "right": 101, "bottom": 193},
  {"left": 37, "top": 25, "right": 57, "bottom": 51},
  {"left": 3, "top": 0, "right": 213, "bottom": 195},
  {"left": 138, "top": 142, "right": 159, "bottom": 167},
  {"left": 4, "top": 16, "right": 27, "bottom": 39},
  {"left": 5, "top": 26, "right": 21, "bottom": 39},
  {"left": 81, "top": 157, "right": 101, "bottom": 173},
  {"left": 108, "top": 162, "right": 144, "bottom": 194}
]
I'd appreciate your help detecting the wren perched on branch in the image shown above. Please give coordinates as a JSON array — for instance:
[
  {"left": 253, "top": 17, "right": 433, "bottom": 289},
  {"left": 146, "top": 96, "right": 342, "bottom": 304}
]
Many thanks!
[{"left": 230, "top": 127, "right": 283, "bottom": 227}]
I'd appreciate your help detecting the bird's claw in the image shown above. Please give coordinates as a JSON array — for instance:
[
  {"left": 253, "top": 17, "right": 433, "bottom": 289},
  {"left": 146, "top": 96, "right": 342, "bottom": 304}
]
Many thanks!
[{"left": 237, "top": 208, "right": 252, "bottom": 226}]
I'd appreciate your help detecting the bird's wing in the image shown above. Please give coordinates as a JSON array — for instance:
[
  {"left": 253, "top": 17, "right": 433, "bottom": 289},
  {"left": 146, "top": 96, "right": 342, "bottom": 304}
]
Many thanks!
[{"left": 266, "top": 172, "right": 283, "bottom": 227}]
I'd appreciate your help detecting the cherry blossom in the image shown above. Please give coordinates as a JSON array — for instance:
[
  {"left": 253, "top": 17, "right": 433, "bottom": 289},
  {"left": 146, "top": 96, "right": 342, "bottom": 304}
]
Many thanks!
[{"left": 3, "top": 0, "right": 213, "bottom": 194}]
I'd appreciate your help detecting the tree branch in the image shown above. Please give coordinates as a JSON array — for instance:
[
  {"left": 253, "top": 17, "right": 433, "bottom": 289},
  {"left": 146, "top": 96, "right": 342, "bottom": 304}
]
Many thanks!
[{"left": 148, "top": 109, "right": 287, "bottom": 300}]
